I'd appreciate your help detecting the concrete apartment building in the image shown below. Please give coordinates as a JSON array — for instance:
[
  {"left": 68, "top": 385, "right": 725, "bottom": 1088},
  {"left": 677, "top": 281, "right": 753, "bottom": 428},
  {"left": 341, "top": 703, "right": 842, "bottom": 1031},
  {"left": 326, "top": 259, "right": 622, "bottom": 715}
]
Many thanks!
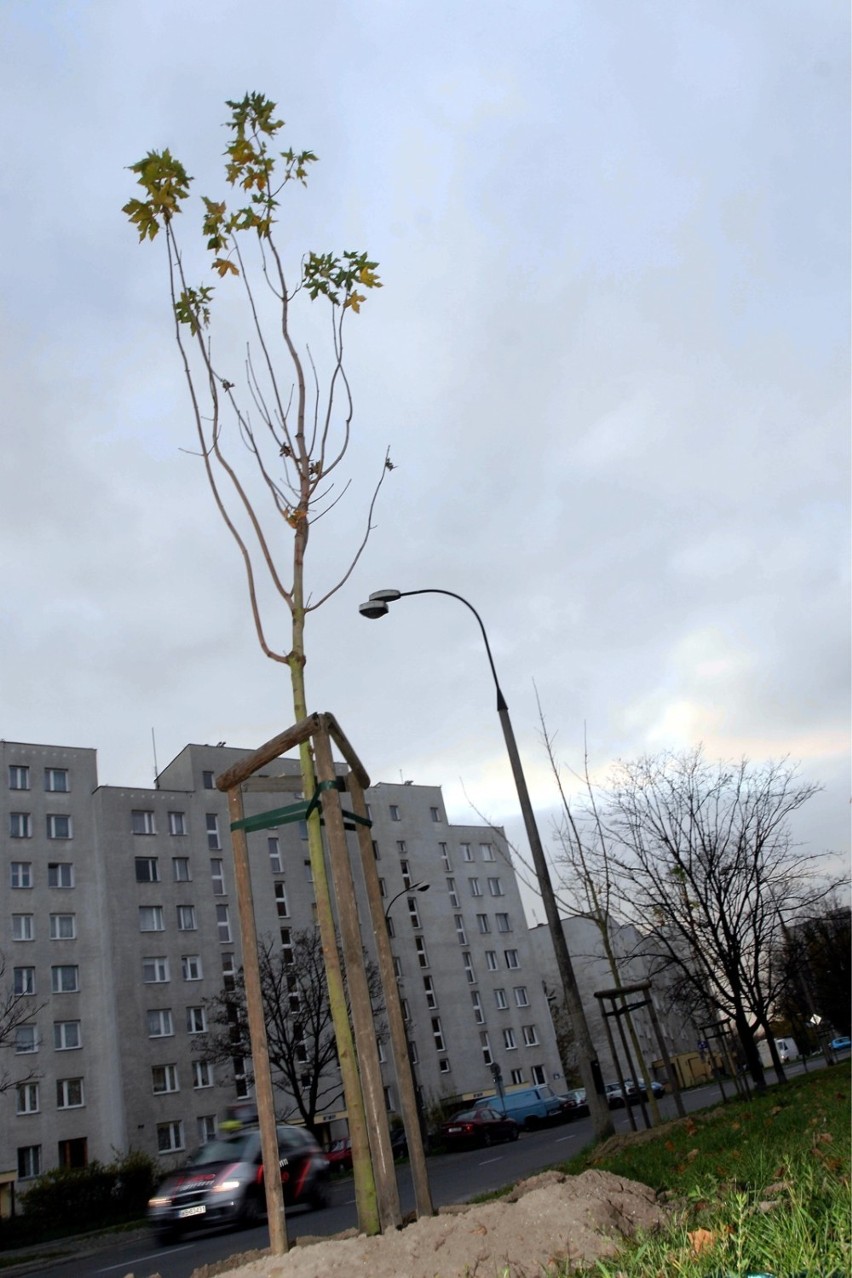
[{"left": 1, "top": 738, "right": 563, "bottom": 1196}]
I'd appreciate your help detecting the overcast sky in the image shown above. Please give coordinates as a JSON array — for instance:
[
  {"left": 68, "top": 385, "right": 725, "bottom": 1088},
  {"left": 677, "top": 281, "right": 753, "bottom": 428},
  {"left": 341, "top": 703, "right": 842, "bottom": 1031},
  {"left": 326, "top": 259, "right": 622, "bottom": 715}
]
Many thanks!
[{"left": 1, "top": 1, "right": 848, "bottom": 919}]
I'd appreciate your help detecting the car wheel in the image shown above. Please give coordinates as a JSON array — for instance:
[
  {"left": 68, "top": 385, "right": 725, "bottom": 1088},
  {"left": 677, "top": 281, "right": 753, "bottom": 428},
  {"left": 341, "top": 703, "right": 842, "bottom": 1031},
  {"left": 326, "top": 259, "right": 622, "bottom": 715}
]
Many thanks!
[
  {"left": 510, "top": 1125, "right": 519, "bottom": 1142},
  {"left": 240, "top": 1191, "right": 264, "bottom": 1228},
  {"left": 524, "top": 1117, "right": 539, "bottom": 1131},
  {"left": 482, "top": 1130, "right": 493, "bottom": 1147},
  {"left": 309, "top": 1179, "right": 329, "bottom": 1210}
]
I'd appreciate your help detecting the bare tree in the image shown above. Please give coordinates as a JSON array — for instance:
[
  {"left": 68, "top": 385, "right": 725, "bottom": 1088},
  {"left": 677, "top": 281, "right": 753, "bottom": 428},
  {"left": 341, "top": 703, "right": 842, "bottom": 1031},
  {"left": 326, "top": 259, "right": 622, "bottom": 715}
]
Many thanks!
[
  {"left": 0, "top": 953, "right": 43, "bottom": 1095},
  {"left": 602, "top": 747, "right": 829, "bottom": 1089},
  {"left": 198, "top": 930, "right": 385, "bottom": 1137},
  {"left": 124, "top": 93, "right": 391, "bottom": 1226}
]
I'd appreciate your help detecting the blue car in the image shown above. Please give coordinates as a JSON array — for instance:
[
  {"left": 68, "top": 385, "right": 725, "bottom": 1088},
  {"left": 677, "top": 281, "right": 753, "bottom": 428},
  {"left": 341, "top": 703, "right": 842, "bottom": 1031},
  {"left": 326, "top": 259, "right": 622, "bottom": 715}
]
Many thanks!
[{"left": 829, "top": 1036, "right": 851, "bottom": 1052}]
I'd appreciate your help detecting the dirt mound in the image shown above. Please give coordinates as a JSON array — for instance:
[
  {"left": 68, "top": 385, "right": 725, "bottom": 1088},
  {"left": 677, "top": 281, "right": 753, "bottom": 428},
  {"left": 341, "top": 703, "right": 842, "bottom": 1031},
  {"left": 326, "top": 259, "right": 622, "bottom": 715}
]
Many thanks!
[{"left": 188, "top": 1168, "right": 669, "bottom": 1278}]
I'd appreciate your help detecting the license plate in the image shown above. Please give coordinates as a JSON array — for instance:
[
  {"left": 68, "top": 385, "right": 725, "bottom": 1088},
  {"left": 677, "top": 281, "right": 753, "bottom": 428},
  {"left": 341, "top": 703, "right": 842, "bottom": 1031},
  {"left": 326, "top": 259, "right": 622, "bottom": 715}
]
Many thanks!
[
  {"left": 178, "top": 1205, "right": 206, "bottom": 1218},
  {"left": 447, "top": 1126, "right": 461, "bottom": 1133}
]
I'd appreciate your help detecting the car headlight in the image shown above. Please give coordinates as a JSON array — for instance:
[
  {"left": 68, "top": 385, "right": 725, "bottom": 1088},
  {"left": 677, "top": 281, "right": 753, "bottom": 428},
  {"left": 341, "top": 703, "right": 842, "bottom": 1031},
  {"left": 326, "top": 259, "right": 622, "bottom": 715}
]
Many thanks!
[
  {"left": 148, "top": 1196, "right": 171, "bottom": 1207},
  {"left": 213, "top": 1179, "right": 242, "bottom": 1193}
]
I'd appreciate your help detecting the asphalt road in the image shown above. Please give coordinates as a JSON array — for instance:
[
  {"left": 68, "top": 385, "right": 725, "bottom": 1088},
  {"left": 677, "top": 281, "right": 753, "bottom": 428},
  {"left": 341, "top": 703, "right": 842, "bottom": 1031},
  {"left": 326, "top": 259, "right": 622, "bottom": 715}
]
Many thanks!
[{"left": 15, "top": 1059, "right": 840, "bottom": 1278}]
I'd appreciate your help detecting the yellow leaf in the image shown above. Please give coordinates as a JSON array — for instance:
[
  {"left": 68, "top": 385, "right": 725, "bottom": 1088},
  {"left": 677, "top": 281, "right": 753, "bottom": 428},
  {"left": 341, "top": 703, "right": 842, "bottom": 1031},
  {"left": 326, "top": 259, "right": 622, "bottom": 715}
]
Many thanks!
[
  {"left": 212, "top": 258, "right": 239, "bottom": 278},
  {"left": 688, "top": 1228, "right": 718, "bottom": 1255}
]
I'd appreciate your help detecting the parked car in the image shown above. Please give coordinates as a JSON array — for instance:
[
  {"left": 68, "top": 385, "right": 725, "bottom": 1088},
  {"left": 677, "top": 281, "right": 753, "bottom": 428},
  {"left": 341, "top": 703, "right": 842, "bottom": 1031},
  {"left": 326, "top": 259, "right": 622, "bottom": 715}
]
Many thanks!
[
  {"left": 624, "top": 1077, "right": 665, "bottom": 1101},
  {"left": 604, "top": 1083, "right": 625, "bottom": 1108},
  {"left": 472, "top": 1084, "right": 563, "bottom": 1130},
  {"left": 147, "top": 1124, "right": 329, "bottom": 1241},
  {"left": 829, "top": 1036, "right": 851, "bottom": 1052},
  {"left": 439, "top": 1106, "right": 520, "bottom": 1149},
  {"left": 557, "top": 1088, "right": 589, "bottom": 1119},
  {"left": 326, "top": 1137, "right": 353, "bottom": 1172}
]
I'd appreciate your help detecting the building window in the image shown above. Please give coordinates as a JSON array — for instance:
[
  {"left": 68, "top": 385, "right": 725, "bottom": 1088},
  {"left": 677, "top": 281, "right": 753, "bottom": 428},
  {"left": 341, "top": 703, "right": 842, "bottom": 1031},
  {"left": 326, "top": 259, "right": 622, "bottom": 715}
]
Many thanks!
[
  {"left": 186, "top": 1006, "right": 206, "bottom": 1034},
  {"left": 10, "top": 862, "right": 33, "bottom": 889},
  {"left": 48, "top": 862, "right": 74, "bottom": 888},
  {"left": 496, "top": 913, "right": 512, "bottom": 933},
  {"left": 168, "top": 810, "right": 187, "bottom": 836},
  {"left": 45, "top": 768, "right": 69, "bottom": 793},
  {"left": 206, "top": 813, "right": 221, "bottom": 850},
  {"left": 471, "top": 990, "right": 484, "bottom": 1024},
  {"left": 135, "top": 857, "right": 160, "bottom": 883},
  {"left": 152, "top": 1064, "right": 179, "bottom": 1094},
  {"left": 156, "top": 1121, "right": 184, "bottom": 1153},
  {"left": 400, "top": 998, "right": 411, "bottom": 1025},
  {"left": 280, "top": 930, "right": 294, "bottom": 965},
  {"left": 216, "top": 904, "right": 231, "bottom": 943},
  {"left": 202, "top": 770, "right": 215, "bottom": 790},
  {"left": 460, "top": 842, "right": 473, "bottom": 862},
  {"left": 446, "top": 877, "right": 459, "bottom": 908},
  {"left": 531, "top": 1064, "right": 546, "bottom": 1086},
  {"left": 513, "top": 986, "right": 529, "bottom": 1007},
  {"left": 469, "top": 877, "right": 482, "bottom": 897},
  {"left": 268, "top": 836, "right": 282, "bottom": 873},
  {"left": 8, "top": 765, "right": 30, "bottom": 790},
  {"left": 142, "top": 956, "right": 169, "bottom": 983},
  {"left": 462, "top": 952, "right": 476, "bottom": 984},
  {"left": 10, "top": 812, "right": 32, "bottom": 839},
  {"left": 49, "top": 913, "right": 76, "bottom": 940},
  {"left": 57, "top": 1077, "right": 84, "bottom": 1108},
  {"left": 17, "top": 1146, "right": 41, "bottom": 1179},
  {"left": 222, "top": 952, "right": 236, "bottom": 989},
  {"left": 485, "top": 950, "right": 498, "bottom": 972},
  {"left": 396, "top": 840, "right": 407, "bottom": 856},
  {"left": 415, "top": 936, "right": 429, "bottom": 969},
  {"left": 407, "top": 897, "right": 422, "bottom": 929},
  {"left": 132, "top": 810, "right": 155, "bottom": 836},
  {"left": 53, "top": 1021, "right": 81, "bottom": 1050},
  {"left": 197, "top": 1115, "right": 217, "bottom": 1145},
  {"left": 439, "top": 843, "right": 451, "bottom": 871},
  {"left": 51, "top": 965, "right": 79, "bottom": 992},
  {"left": 431, "top": 1017, "right": 445, "bottom": 1052},
  {"left": 453, "top": 914, "right": 468, "bottom": 945},
  {"left": 173, "top": 857, "right": 191, "bottom": 882},
  {"left": 146, "top": 1009, "right": 174, "bottom": 1038},
  {"left": 139, "top": 906, "right": 164, "bottom": 932},
  {"left": 210, "top": 859, "right": 225, "bottom": 895},
  {"left": 477, "top": 913, "right": 490, "bottom": 934},
  {"left": 400, "top": 860, "right": 412, "bottom": 889},
  {"left": 487, "top": 877, "right": 504, "bottom": 896},
  {"left": 16, "top": 1025, "right": 38, "bottom": 1053},
  {"left": 494, "top": 988, "right": 508, "bottom": 1010},
  {"left": 16, "top": 1082, "right": 39, "bottom": 1115},
  {"left": 430, "top": 806, "right": 441, "bottom": 822},
  {"left": 423, "top": 975, "right": 437, "bottom": 1010},
  {"left": 504, "top": 949, "right": 520, "bottom": 969},
  {"left": 503, "top": 1028, "right": 517, "bottom": 1051},
  {"left": 389, "top": 804, "right": 401, "bottom": 822},
  {"left": 407, "top": 1039, "right": 419, "bottom": 1065},
  {"left": 13, "top": 967, "right": 35, "bottom": 996},
  {"left": 192, "top": 1060, "right": 214, "bottom": 1089},
  {"left": 480, "top": 1031, "right": 492, "bottom": 1066},
  {"left": 522, "top": 1025, "right": 539, "bottom": 1046},
  {"left": 274, "top": 882, "right": 289, "bottom": 917},
  {"left": 438, "top": 1057, "right": 451, "bottom": 1074},
  {"left": 177, "top": 905, "right": 197, "bottom": 931},
  {"left": 510, "top": 1068, "right": 525, "bottom": 1086},
  {"left": 480, "top": 842, "right": 495, "bottom": 861},
  {"left": 182, "top": 955, "right": 202, "bottom": 981},
  {"left": 12, "top": 914, "right": 34, "bottom": 942}
]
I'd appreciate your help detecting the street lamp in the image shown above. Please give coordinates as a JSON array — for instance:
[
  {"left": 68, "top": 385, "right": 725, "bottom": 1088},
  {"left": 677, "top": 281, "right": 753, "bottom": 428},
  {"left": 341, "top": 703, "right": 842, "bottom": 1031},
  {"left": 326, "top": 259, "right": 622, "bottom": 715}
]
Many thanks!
[
  {"left": 385, "top": 880, "right": 430, "bottom": 921},
  {"left": 359, "top": 586, "right": 614, "bottom": 1139}
]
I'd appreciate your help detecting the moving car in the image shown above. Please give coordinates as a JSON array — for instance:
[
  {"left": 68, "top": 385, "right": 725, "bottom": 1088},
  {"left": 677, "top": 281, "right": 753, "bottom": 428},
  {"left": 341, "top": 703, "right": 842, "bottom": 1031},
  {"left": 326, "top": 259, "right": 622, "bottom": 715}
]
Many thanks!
[
  {"left": 439, "top": 1106, "right": 520, "bottom": 1149},
  {"left": 147, "top": 1124, "right": 329, "bottom": 1241}
]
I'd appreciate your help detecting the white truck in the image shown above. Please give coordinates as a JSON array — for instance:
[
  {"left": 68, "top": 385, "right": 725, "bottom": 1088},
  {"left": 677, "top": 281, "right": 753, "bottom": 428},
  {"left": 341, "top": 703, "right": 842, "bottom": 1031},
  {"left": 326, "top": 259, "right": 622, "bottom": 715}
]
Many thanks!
[{"left": 757, "top": 1036, "right": 799, "bottom": 1067}]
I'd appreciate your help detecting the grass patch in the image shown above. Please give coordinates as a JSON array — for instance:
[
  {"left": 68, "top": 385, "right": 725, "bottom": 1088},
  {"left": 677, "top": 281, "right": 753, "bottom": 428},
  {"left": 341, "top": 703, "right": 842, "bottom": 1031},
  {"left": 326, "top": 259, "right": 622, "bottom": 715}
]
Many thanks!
[{"left": 557, "top": 1068, "right": 851, "bottom": 1276}]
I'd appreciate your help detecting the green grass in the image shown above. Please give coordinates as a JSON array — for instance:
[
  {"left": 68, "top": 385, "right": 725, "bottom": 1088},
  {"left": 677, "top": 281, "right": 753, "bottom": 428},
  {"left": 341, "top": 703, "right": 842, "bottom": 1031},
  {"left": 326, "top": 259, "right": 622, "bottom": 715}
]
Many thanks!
[{"left": 556, "top": 1068, "right": 851, "bottom": 1277}]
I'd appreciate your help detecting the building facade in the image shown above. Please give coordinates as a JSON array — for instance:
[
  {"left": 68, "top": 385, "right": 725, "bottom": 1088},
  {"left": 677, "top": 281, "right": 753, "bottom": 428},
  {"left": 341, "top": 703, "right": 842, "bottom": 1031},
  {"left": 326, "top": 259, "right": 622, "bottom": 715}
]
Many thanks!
[{"left": 1, "top": 739, "right": 563, "bottom": 1195}]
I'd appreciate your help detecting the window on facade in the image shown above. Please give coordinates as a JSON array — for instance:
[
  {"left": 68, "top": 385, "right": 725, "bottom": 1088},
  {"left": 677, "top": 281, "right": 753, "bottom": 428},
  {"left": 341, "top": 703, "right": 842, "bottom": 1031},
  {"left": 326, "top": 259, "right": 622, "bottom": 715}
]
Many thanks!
[
  {"left": 10, "top": 862, "right": 33, "bottom": 889},
  {"left": 48, "top": 862, "right": 74, "bottom": 888},
  {"left": 480, "top": 1031, "right": 492, "bottom": 1066},
  {"left": 139, "top": 906, "right": 164, "bottom": 932},
  {"left": 14, "top": 967, "right": 35, "bottom": 996},
  {"left": 131, "top": 810, "right": 155, "bottom": 835},
  {"left": 45, "top": 768, "right": 69, "bottom": 793},
  {"left": 423, "top": 975, "right": 437, "bottom": 1009},
  {"left": 439, "top": 842, "right": 451, "bottom": 871},
  {"left": 279, "top": 929, "right": 294, "bottom": 966},
  {"left": 303, "top": 858, "right": 313, "bottom": 883},
  {"left": 186, "top": 1006, "right": 206, "bottom": 1034},
  {"left": 197, "top": 1115, "right": 217, "bottom": 1145},
  {"left": 487, "top": 876, "right": 504, "bottom": 896},
  {"left": 476, "top": 913, "right": 490, "bottom": 934},
  {"left": 205, "top": 813, "right": 221, "bottom": 850},
  {"left": 216, "top": 904, "right": 231, "bottom": 943},
  {"left": 430, "top": 806, "right": 441, "bottom": 822},
  {"left": 438, "top": 1057, "right": 451, "bottom": 1074},
  {"left": 10, "top": 812, "right": 32, "bottom": 839},
  {"left": 12, "top": 914, "right": 33, "bottom": 942},
  {"left": 17, "top": 1146, "right": 41, "bottom": 1178},
  {"left": 173, "top": 857, "right": 191, "bottom": 883},
  {"left": 168, "top": 810, "right": 187, "bottom": 836},
  {"left": 400, "top": 998, "right": 411, "bottom": 1024},
  {"left": 176, "top": 905, "right": 197, "bottom": 931},
  {"left": 496, "top": 913, "right": 512, "bottom": 933},
  {"left": 415, "top": 936, "right": 429, "bottom": 969},
  {"left": 51, "top": 965, "right": 79, "bottom": 992},
  {"left": 135, "top": 857, "right": 160, "bottom": 883},
  {"left": 274, "top": 881, "right": 288, "bottom": 917},
  {"left": 400, "top": 860, "right": 412, "bottom": 889},
  {"left": 502, "top": 1028, "right": 517, "bottom": 1051},
  {"left": 57, "top": 1077, "right": 84, "bottom": 1108},
  {"left": 152, "top": 1064, "right": 179, "bottom": 1094},
  {"left": 431, "top": 1017, "right": 445, "bottom": 1052},
  {"left": 389, "top": 804, "right": 400, "bottom": 822},
  {"left": 222, "top": 952, "right": 236, "bottom": 990},
  {"left": 49, "top": 913, "right": 76, "bottom": 940},
  {"left": 142, "top": 956, "right": 169, "bottom": 983},
  {"left": 8, "top": 764, "right": 30, "bottom": 790},
  {"left": 469, "top": 877, "right": 482, "bottom": 897},
  {"left": 522, "top": 1025, "right": 539, "bottom": 1046},
  {"left": 462, "top": 951, "right": 476, "bottom": 984},
  {"left": 494, "top": 988, "right": 508, "bottom": 1010},
  {"left": 407, "top": 897, "right": 422, "bottom": 929},
  {"left": 460, "top": 842, "right": 473, "bottom": 862},
  {"left": 454, "top": 915, "right": 468, "bottom": 946},
  {"left": 485, "top": 950, "right": 498, "bottom": 972},
  {"left": 513, "top": 985, "right": 529, "bottom": 1007},
  {"left": 504, "top": 949, "right": 520, "bottom": 969},
  {"left": 510, "top": 1068, "right": 525, "bottom": 1085},
  {"left": 531, "top": 1064, "right": 546, "bottom": 1085},
  {"left": 446, "top": 877, "right": 459, "bottom": 908},
  {"left": 268, "top": 836, "right": 282, "bottom": 873},
  {"left": 16, "top": 1025, "right": 38, "bottom": 1053},
  {"left": 147, "top": 1009, "right": 174, "bottom": 1037},
  {"left": 54, "top": 1021, "right": 81, "bottom": 1050},
  {"left": 209, "top": 858, "right": 225, "bottom": 895},
  {"left": 192, "top": 1060, "right": 213, "bottom": 1089},
  {"left": 46, "top": 814, "right": 72, "bottom": 840},
  {"left": 385, "top": 914, "right": 395, "bottom": 939},
  {"left": 182, "top": 955, "right": 202, "bottom": 980},
  {"left": 16, "top": 1082, "right": 39, "bottom": 1114},
  {"left": 471, "top": 990, "right": 484, "bottom": 1024},
  {"left": 157, "top": 1121, "right": 184, "bottom": 1153},
  {"left": 396, "top": 840, "right": 407, "bottom": 856},
  {"left": 202, "top": 770, "right": 215, "bottom": 790}
]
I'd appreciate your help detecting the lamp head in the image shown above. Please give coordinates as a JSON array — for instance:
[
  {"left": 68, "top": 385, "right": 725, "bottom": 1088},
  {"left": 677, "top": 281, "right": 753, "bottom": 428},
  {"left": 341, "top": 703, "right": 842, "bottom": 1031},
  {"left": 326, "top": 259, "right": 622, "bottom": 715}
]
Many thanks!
[{"left": 359, "top": 599, "right": 388, "bottom": 620}]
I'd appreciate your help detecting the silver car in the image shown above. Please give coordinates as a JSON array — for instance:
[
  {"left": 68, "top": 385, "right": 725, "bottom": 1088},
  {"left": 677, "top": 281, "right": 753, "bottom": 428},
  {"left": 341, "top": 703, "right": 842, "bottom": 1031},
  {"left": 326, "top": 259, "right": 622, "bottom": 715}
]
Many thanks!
[{"left": 148, "top": 1125, "right": 329, "bottom": 1241}]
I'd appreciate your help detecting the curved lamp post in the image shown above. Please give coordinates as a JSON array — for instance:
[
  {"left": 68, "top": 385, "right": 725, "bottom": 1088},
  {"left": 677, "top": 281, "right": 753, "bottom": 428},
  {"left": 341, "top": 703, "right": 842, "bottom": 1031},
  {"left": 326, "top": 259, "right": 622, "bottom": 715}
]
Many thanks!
[
  {"left": 384, "top": 880, "right": 430, "bottom": 921},
  {"left": 359, "top": 587, "right": 614, "bottom": 1140}
]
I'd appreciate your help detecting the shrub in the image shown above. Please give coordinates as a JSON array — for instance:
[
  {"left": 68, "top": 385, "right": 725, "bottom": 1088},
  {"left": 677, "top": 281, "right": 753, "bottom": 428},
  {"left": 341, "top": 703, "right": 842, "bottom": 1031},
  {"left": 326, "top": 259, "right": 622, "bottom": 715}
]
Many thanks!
[{"left": 19, "top": 1149, "right": 160, "bottom": 1234}]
